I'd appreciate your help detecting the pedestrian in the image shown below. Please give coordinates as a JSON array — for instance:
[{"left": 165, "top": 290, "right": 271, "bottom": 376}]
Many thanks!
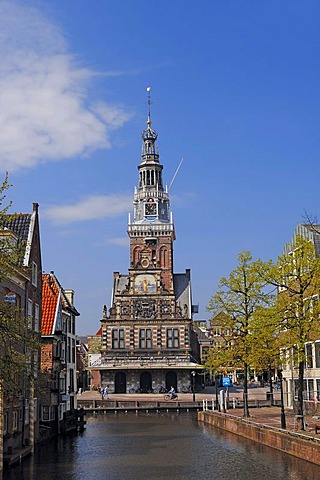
[{"left": 103, "top": 385, "right": 109, "bottom": 399}]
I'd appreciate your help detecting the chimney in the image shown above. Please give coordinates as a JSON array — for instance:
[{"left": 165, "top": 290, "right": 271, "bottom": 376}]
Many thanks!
[{"left": 64, "top": 289, "right": 74, "bottom": 306}]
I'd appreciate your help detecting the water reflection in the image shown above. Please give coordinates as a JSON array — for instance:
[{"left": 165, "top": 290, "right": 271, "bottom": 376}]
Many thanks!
[{"left": 4, "top": 412, "right": 320, "bottom": 480}]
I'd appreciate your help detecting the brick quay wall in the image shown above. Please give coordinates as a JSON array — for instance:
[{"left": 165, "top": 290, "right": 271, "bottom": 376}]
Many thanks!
[{"left": 198, "top": 411, "right": 320, "bottom": 466}]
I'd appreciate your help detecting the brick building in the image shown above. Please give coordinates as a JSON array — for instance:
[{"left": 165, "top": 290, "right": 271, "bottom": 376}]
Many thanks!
[
  {"left": 40, "top": 272, "right": 79, "bottom": 437},
  {"left": 91, "top": 97, "right": 202, "bottom": 393},
  {"left": 0, "top": 203, "right": 42, "bottom": 467}
]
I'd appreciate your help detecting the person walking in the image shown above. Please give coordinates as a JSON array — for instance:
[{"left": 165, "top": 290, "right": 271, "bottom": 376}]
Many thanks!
[{"left": 103, "top": 385, "right": 109, "bottom": 400}]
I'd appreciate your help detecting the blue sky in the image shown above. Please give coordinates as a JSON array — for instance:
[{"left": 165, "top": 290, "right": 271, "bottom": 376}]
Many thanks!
[{"left": 2, "top": 0, "right": 320, "bottom": 334}]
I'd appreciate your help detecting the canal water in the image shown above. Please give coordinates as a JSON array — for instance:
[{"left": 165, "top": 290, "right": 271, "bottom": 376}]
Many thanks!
[{"left": 4, "top": 412, "right": 320, "bottom": 480}]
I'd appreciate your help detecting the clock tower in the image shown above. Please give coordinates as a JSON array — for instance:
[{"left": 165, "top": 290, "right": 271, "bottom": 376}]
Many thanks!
[{"left": 97, "top": 91, "right": 201, "bottom": 394}]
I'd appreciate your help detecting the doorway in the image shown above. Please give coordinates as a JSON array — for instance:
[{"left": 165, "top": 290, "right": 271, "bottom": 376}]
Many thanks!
[
  {"left": 165, "top": 371, "right": 177, "bottom": 391},
  {"left": 115, "top": 371, "right": 126, "bottom": 393},
  {"left": 140, "top": 371, "right": 152, "bottom": 393}
]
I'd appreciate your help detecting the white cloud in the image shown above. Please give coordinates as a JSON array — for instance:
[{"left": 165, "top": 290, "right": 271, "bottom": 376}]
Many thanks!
[
  {"left": 0, "top": 1, "right": 131, "bottom": 171},
  {"left": 44, "top": 194, "right": 132, "bottom": 224}
]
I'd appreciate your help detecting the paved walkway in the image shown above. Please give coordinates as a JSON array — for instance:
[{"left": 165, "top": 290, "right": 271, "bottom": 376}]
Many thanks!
[
  {"left": 77, "top": 388, "right": 320, "bottom": 439},
  {"left": 226, "top": 406, "right": 320, "bottom": 439}
]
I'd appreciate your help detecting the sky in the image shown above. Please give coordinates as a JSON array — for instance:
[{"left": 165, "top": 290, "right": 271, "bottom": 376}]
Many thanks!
[{"left": 2, "top": 0, "right": 320, "bottom": 335}]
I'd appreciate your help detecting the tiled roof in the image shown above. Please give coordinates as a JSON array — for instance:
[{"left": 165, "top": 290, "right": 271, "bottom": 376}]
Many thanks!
[
  {"left": 1, "top": 204, "right": 39, "bottom": 267},
  {"left": 96, "top": 327, "right": 102, "bottom": 336},
  {"left": 2, "top": 213, "right": 31, "bottom": 242},
  {"left": 42, "top": 273, "right": 59, "bottom": 335}
]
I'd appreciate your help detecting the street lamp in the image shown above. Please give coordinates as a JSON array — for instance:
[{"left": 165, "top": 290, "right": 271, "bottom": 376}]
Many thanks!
[
  {"left": 191, "top": 370, "right": 196, "bottom": 402},
  {"left": 278, "top": 369, "right": 286, "bottom": 429},
  {"left": 215, "top": 373, "right": 219, "bottom": 411}
]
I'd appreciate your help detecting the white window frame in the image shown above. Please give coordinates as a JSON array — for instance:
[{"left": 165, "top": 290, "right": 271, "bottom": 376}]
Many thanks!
[
  {"left": 59, "top": 403, "right": 66, "bottom": 421},
  {"left": 32, "top": 261, "right": 38, "bottom": 286},
  {"left": 13, "top": 410, "right": 18, "bottom": 431},
  {"left": 28, "top": 299, "right": 33, "bottom": 328},
  {"left": 139, "top": 328, "right": 152, "bottom": 348},
  {"left": 42, "top": 405, "right": 55, "bottom": 422},
  {"left": 112, "top": 329, "right": 125, "bottom": 349},
  {"left": 34, "top": 303, "right": 40, "bottom": 332},
  {"left": 25, "top": 399, "right": 30, "bottom": 425},
  {"left": 167, "top": 328, "right": 179, "bottom": 348},
  {"left": 3, "top": 412, "right": 8, "bottom": 435}
]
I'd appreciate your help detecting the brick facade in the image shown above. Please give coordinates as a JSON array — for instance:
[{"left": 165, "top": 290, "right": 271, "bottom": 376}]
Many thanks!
[{"left": 93, "top": 105, "right": 202, "bottom": 394}]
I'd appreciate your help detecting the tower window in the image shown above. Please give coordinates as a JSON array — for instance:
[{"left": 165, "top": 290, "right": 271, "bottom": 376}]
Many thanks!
[
  {"left": 145, "top": 238, "right": 157, "bottom": 246},
  {"left": 167, "top": 328, "right": 179, "bottom": 348}
]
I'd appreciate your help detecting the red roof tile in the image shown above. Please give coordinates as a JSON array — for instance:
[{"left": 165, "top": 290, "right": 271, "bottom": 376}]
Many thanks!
[
  {"left": 96, "top": 327, "right": 102, "bottom": 336},
  {"left": 42, "top": 273, "right": 59, "bottom": 335}
]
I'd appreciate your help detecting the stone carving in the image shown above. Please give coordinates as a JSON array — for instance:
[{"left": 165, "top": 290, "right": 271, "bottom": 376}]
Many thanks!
[{"left": 134, "top": 299, "right": 156, "bottom": 318}]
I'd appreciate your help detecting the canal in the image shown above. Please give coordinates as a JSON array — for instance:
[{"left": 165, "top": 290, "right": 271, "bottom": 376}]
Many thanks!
[{"left": 4, "top": 412, "right": 320, "bottom": 479}]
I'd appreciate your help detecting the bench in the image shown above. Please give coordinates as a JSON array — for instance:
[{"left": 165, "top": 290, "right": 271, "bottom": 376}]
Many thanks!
[{"left": 315, "top": 424, "right": 320, "bottom": 434}]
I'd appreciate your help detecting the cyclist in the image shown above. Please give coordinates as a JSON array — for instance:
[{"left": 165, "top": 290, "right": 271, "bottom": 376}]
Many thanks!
[{"left": 168, "top": 386, "right": 177, "bottom": 400}]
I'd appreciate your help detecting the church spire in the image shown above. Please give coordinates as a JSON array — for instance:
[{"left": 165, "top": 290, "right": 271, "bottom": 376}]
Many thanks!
[
  {"left": 130, "top": 88, "right": 172, "bottom": 226},
  {"left": 141, "top": 86, "right": 159, "bottom": 159},
  {"left": 139, "top": 87, "right": 162, "bottom": 192}
]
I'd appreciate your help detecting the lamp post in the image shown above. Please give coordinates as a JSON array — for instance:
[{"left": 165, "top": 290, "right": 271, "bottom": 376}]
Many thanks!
[
  {"left": 191, "top": 370, "right": 196, "bottom": 402},
  {"left": 215, "top": 373, "right": 219, "bottom": 411},
  {"left": 278, "top": 369, "right": 286, "bottom": 429}
]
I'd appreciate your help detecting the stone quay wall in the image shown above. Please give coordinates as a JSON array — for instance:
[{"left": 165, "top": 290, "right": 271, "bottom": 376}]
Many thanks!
[{"left": 198, "top": 411, "right": 320, "bottom": 466}]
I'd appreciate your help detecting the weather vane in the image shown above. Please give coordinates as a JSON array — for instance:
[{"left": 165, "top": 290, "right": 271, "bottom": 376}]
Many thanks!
[{"left": 146, "top": 86, "right": 152, "bottom": 126}]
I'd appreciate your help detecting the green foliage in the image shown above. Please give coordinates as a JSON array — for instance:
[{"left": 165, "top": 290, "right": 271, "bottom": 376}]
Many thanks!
[
  {"left": 207, "top": 251, "right": 274, "bottom": 365},
  {"left": 207, "top": 251, "right": 275, "bottom": 416},
  {"left": 269, "top": 236, "right": 320, "bottom": 351},
  {"left": 89, "top": 337, "right": 102, "bottom": 354},
  {"left": 248, "top": 305, "right": 281, "bottom": 371},
  {"left": 266, "top": 235, "right": 320, "bottom": 424},
  {"left": 0, "top": 302, "right": 40, "bottom": 395}
]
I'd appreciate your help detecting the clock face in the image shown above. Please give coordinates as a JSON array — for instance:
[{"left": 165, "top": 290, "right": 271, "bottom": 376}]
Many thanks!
[{"left": 145, "top": 199, "right": 157, "bottom": 216}]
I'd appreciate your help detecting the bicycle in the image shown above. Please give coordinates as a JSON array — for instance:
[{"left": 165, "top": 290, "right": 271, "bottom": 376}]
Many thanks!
[{"left": 164, "top": 393, "right": 178, "bottom": 401}]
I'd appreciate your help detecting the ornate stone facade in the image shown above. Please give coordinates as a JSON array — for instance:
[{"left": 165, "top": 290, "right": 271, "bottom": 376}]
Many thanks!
[{"left": 97, "top": 96, "right": 201, "bottom": 393}]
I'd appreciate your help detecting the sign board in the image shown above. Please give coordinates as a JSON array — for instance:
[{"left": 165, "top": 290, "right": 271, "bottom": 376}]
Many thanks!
[
  {"left": 222, "top": 376, "right": 231, "bottom": 387},
  {"left": 61, "top": 394, "right": 70, "bottom": 402},
  {"left": 4, "top": 292, "right": 16, "bottom": 303}
]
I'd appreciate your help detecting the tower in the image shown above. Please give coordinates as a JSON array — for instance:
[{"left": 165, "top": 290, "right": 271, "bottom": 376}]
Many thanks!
[{"left": 98, "top": 90, "right": 201, "bottom": 394}]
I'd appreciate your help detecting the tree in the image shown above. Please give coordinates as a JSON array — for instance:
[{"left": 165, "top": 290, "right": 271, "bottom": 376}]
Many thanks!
[
  {"left": 249, "top": 305, "right": 281, "bottom": 400},
  {"left": 267, "top": 235, "right": 320, "bottom": 430},
  {"left": 207, "top": 251, "right": 273, "bottom": 417}
]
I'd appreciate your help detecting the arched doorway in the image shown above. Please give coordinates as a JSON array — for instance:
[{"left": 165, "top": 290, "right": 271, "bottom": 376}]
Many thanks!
[
  {"left": 114, "top": 371, "right": 126, "bottom": 393},
  {"left": 140, "top": 371, "right": 152, "bottom": 393},
  {"left": 165, "top": 371, "right": 177, "bottom": 391}
]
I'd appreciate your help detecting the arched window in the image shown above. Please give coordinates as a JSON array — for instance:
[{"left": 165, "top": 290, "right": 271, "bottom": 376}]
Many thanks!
[
  {"left": 133, "top": 247, "right": 140, "bottom": 266},
  {"left": 160, "top": 247, "right": 167, "bottom": 268}
]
